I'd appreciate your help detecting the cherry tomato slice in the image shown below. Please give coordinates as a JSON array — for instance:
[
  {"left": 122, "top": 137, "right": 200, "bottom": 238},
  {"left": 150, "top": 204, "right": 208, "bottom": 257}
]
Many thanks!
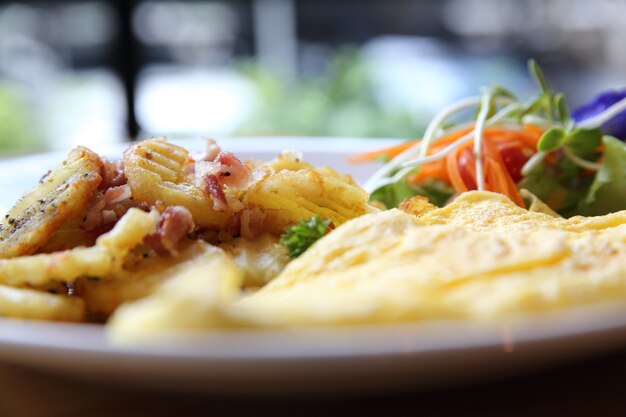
[
  {"left": 499, "top": 145, "right": 529, "bottom": 183},
  {"left": 457, "top": 147, "right": 477, "bottom": 190}
]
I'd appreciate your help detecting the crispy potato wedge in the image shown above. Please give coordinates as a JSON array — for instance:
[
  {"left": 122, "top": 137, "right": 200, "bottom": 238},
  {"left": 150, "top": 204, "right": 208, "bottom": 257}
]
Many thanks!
[
  {"left": 0, "top": 285, "right": 84, "bottom": 322},
  {"left": 0, "top": 208, "right": 156, "bottom": 287},
  {"left": 79, "top": 241, "right": 215, "bottom": 319},
  {"left": 108, "top": 244, "right": 243, "bottom": 340},
  {"left": 263, "top": 150, "right": 313, "bottom": 172},
  {"left": 243, "top": 168, "right": 377, "bottom": 233},
  {"left": 0, "top": 147, "right": 102, "bottom": 258},
  {"left": 219, "top": 233, "right": 290, "bottom": 287},
  {"left": 123, "top": 138, "right": 232, "bottom": 229}
]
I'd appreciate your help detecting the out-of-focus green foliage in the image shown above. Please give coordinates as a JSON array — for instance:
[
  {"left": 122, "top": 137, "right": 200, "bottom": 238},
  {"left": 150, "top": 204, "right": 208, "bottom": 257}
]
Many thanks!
[
  {"left": 235, "top": 49, "right": 421, "bottom": 138},
  {"left": 0, "top": 84, "right": 40, "bottom": 154}
]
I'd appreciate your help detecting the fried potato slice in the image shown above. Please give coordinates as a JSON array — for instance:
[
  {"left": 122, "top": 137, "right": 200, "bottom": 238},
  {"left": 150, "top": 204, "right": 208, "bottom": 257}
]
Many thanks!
[
  {"left": 0, "top": 285, "right": 84, "bottom": 322},
  {"left": 79, "top": 241, "right": 215, "bottom": 319},
  {"left": 242, "top": 168, "right": 377, "bottom": 234},
  {"left": 0, "top": 208, "right": 156, "bottom": 287},
  {"left": 123, "top": 138, "right": 232, "bottom": 228},
  {"left": 263, "top": 150, "right": 313, "bottom": 172},
  {"left": 107, "top": 244, "right": 243, "bottom": 341},
  {"left": 219, "top": 233, "right": 290, "bottom": 287},
  {"left": 36, "top": 221, "right": 98, "bottom": 253},
  {"left": 0, "top": 147, "right": 102, "bottom": 258}
]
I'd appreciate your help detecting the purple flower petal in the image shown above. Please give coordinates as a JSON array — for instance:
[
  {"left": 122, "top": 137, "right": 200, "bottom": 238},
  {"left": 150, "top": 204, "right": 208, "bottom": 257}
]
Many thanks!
[{"left": 572, "top": 89, "right": 626, "bottom": 140}]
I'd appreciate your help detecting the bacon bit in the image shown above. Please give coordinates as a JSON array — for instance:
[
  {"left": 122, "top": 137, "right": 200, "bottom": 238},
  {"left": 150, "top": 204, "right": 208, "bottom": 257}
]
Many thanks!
[
  {"left": 104, "top": 185, "right": 132, "bottom": 205},
  {"left": 215, "top": 152, "right": 252, "bottom": 188},
  {"left": 202, "top": 174, "right": 228, "bottom": 211},
  {"left": 100, "top": 157, "right": 126, "bottom": 189},
  {"left": 194, "top": 151, "right": 253, "bottom": 191},
  {"left": 145, "top": 206, "right": 195, "bottom": 256},
  {"left": 82, "top": 185, "right": 146, "bottom": 232}
]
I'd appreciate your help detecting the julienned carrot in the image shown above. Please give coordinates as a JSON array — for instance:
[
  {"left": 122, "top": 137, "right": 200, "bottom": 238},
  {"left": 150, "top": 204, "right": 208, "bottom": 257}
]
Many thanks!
[
  {"left": 349, "top": 126, "right": 476, "bottom": 163},
  {"left": 352, "top": 124, "right": 544, "bottom": 206},
  {"left": 445, "top": 141, "right": 473, "bottom": 193},
  {"left": 347, "top": 141, "right": 418, "bottom": 163},
  {"left": 409, "top": 160, "right": 448, "bottom": 183},
  {"left": 481, "top": 131, "right": 525, "bottom": 206},
  {"left": 411, "top": 125, "right": 541, "bottom": 206}
]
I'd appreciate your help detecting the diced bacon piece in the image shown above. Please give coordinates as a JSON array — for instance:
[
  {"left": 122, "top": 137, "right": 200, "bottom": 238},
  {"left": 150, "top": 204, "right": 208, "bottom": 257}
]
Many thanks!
[
  {"left": 214, "top": 152, "right": 252, "bottom": 189},
  {"left": 100, "top": 157, "right": 126, "bottom": 188},
  {"left": 103, "top": 185, "right": 132, "bottom": 205},
  {"left": 145, "top": 206, "right": 195, "bottom": 256},
  {"left": 202, "top": 174, "right": 228, "bottom": 211}
]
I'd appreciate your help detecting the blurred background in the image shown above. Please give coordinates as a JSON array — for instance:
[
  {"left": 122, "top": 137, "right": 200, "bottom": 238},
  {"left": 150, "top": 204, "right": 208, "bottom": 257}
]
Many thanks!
[{"left": 0, "top": 0, "right": 624, "bottom": 156}]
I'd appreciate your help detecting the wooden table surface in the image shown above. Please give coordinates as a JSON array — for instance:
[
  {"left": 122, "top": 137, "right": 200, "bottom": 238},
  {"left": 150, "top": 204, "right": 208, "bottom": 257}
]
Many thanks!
[{"left": 2, "top": 346, "right": 626, "bottom": 417}]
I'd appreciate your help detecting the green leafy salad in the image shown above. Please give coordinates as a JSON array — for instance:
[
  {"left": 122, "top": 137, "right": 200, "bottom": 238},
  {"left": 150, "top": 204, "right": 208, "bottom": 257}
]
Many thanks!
[{"left": 354, "top": 60, "right": 626, "bottom": 218}]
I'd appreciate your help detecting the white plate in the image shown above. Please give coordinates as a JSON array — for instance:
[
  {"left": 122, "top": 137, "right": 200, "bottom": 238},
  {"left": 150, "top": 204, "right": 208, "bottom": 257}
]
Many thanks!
[{"left": 2, "top": 137, "right": 626, "bottom": 394}]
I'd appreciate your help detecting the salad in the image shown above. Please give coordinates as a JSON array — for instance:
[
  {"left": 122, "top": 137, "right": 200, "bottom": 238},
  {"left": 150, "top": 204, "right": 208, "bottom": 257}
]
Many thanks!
[{"left": 356, "top": 60, "right": 626, "bottom": 217}]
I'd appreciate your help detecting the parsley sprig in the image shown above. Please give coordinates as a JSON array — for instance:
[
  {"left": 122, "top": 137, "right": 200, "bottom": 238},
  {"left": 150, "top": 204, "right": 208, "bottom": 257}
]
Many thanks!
[{"left": 280, "top": 215, "right": 331, "bottom": 258}]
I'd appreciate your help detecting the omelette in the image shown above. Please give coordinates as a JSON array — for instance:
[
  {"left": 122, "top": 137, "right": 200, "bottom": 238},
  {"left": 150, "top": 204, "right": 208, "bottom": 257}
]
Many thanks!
[
  {"left": 224, "top": 191, "right": 626, "bottom": 327},
  {"left": 108, "top": 190, "right": 626, "bottom": 339}
]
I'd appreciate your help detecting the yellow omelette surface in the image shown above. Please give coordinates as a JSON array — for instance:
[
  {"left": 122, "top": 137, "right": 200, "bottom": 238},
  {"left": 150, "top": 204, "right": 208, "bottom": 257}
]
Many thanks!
[{"left": 230, "top": 191, "right": 626, "bottom": 326}]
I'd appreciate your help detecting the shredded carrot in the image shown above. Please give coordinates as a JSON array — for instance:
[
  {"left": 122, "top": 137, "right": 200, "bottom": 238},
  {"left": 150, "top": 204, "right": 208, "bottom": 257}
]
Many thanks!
[
  {"left": 347, "top": 141, "right": 418, "bottom": 163},
  {"left": 353, "top": 123, "right": 543, "bottom": 206},
  {"left": 349, "top": 126, "right": 476, "bottom": 164},
  {"left": 481, "top": 133, "right": 525, "bottom": 206},
  {"left": 445, "top": 141, "right": 473, "bottom": 192},
  {"left": 420, "top": 125, "right": 540, "bottom": 206},
  {"left": 409, "top": 160, "right": 448, "bottom": 183}
]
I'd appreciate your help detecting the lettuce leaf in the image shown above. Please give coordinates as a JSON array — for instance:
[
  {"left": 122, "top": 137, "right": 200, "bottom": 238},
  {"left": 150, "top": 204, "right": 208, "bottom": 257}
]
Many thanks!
[
  {"left": 518, "top": 159, "right": 589, "bottom": 218},
  {"left": 577, "top": 136, "right": 626, "bottom": 216},
  {"left": 370, "top": 179, "right": 454, "bottom": 208}
]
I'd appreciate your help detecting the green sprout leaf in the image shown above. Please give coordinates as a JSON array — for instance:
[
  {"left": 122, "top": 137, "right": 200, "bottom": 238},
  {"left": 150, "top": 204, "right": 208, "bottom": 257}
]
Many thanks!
[
  {"left": 564, "top": 127, "right": 602, "bottom": 156},
  {"left": 528, "top": 59, "right": 550, "bottom": 94},
  {"left": 280, "top": 215, "right": 331, "bottom": 258},
  {"left": 577, "top": 136, "right": 626, "bottom": 216},
  {"left": 538, "top": 127, "right": 566, "bottom": 152},
  {"left": 491, "top": 85, "right": 517, "bottom": 100},
  {"left": 554, "top": 93, "right": 570, "bottom": 124},
  {"left": 370, "top": 178, "right": 454, "bottom": 208}
]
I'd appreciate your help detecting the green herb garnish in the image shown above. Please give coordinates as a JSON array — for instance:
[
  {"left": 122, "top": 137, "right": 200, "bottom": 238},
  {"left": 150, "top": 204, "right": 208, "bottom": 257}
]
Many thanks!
[{"left": 280, "top": 216, "right": 331, "bottom": 258}]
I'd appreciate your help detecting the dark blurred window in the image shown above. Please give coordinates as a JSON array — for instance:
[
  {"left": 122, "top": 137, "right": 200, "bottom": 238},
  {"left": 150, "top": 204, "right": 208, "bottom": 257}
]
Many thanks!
[
  {"left": 0, "top": 0, "right": 624, "bottom": 156},
  {"left": 0, "top": 1, "right": 125, "bottom": 154}
]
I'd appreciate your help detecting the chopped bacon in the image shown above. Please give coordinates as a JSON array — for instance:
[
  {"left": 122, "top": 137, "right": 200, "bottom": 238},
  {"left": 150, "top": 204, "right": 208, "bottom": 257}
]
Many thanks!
[
  {"left": 82, "top": 185, "right": 146, "bottom": 232},
  {"left": 104, "top": 185, "right": 132, "bottom": 205},
  {"left": 202, "top": 174, "right": 228, "bottom": 211},
  {"left": 145, "top": 206, "right": 195, "bottom": 256},
  {"left": 214, "top": 152, "right": 252, "bottom": 188},
  {"left": 100, "top": 157, "right": 126, "bottom": 189},
  {"left": 194, "top": 152, "right": 252, "bottom": 191}
]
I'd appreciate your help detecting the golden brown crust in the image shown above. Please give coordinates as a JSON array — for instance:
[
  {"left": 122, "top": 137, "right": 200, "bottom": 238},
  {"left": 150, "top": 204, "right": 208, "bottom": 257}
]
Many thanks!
[
  {"left": 123, "top": 138, "right": 233, "bottom": 229},
  {"left": 0, "top": 146, "right": 102, "bottom": 258}
]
